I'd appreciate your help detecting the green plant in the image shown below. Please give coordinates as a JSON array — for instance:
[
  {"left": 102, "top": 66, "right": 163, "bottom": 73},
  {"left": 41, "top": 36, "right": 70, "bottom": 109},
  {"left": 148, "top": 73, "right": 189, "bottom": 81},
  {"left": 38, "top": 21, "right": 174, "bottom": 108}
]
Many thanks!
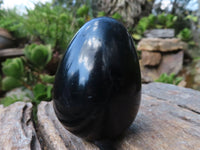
[
  {"left": 76, "top": 5, "right": 90, "bottom": 27},
  {"left": 33, "top": 84, "right": 52, "bottom": 102},
  {"left": 0, "top": 3, "right": 89, "bottom": 52},
  {"left": 1, "top": 58, "right": 24, "bottom": 90},
  {"left": 24, "top": 44, "right": 52, "bottom": 68},
  {"left": 194, "top": 57, "right": 200, "bottom": 61},
  {"left": 132, "top": 17, "right": 149, "bottom": 40},
  {"left": 0, "top": 8, "right": 27, "bottom": 38},
  {"left": 25, "top": 3, "right": 90, "bottom": 51},
  {"left": 97, "top": 11, "right": 106, "bottom": 17},
  {"left": 156, "top": 13, "right": 177, "bottom": 28},
  {"left": 112, "top": 12, "right": 122, "bottom": 20},
  {"left": 177, "top": 28, "right": 192, "bottom": 41},
  {"left": 1, "top": 43, "right": 54, "bottom": 102},
  {"left": 2, "top": 58, "right": 24, "bottom": 78},
  {"left": 155, "top": 73, "right": 183, "bottom": 85},
  {"left": 185, "top": 15, "right": 198, "bottom": 23},
  {"left": 25, "top": 3, "right": 74, "bottom": 51},
  {"left": 1, "top": 77, "right": 22, "bottom": 91},
  {"left": 0, "top": 95, "right": 23, "bottom": 107},
  {"left": 132, "top": 13, "right": 177, "bottom": 40},
  {"left": 0, "top": 75, "right": 1, "bottom": 87},
  {"left": 76, "top": 4, "right": 89, "bottom": 17}
]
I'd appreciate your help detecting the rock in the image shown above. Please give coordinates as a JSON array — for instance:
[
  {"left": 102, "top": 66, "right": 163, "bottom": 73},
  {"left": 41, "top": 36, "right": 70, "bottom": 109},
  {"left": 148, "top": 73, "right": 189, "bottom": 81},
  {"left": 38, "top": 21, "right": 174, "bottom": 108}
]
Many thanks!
[
  {"left": 140, "top": 51, "right": 183, "bottom": 82},
  {"left": 37, "top": 82, "right": 200, "bottom": 149},
  {"left": 37, "top": 101, "right": 99, "bottom": 150},
  {"left": 5, "top": 87, "right": 33, "bottom": 102},
  {"left": 193, "top": 60, "right": 200, "bottom": 90},
  {"left": 144, "top": 29, "right": 175, "bottom": 38},
  {"left": 178, "top": 80, "right": 187, "bottom": 87},
  {"left": 140, "top": 60, "right": 159, "bottom": 82},
  {"left": 0, "top": 28, "right": 15, "bottom": 49},
  {"left": 158, "top": 50, "right": 183, "bottom": 75},
  {"left": 142, "top": 51, "right": 162, "bottom": 66},
  {"left": 138, "top": 38, "right": 186, "bottom": 82},
  {"left": 137, "top": 38, "right": 187, "bottom": 52},
  {"left": 0, "top": 102, "right": 41, "bottom": 150}
]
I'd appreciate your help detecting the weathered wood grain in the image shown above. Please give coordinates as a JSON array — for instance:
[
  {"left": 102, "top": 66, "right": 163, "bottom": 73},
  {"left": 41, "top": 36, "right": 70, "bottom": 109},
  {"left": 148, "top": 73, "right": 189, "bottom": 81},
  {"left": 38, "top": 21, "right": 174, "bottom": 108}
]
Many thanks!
[
  {"left": 37, "top": 83, "right": 200, "bottom": 150},
  {"left": 37, "top": 101, "right": 99, "bottom": 150},
  {"left": 0, "top": 102, "right": 41, "bottom": 150},
  {"left": 0, "top": 48, "right": 24, "bottom": 58}
]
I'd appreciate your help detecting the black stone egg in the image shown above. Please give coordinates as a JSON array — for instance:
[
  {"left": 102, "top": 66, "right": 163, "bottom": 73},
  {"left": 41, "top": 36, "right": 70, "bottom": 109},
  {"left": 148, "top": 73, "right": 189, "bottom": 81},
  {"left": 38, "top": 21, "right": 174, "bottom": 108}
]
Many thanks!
[{"left": 53, "top": 17, "right": 141, "bottom": 141}]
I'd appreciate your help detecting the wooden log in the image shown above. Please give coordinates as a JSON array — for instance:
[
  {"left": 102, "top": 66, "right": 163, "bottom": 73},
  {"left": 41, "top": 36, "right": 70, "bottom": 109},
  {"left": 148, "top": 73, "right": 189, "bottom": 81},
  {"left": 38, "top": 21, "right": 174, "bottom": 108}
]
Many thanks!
[
  {"left": 0, "top": 48, "right": 24, "bottom": 58},
  {"left": 0, "top": 102, "right": 41, "bottom": 150},
  {"left": 37, "top": 101, "right": 99, "bottom": 150},
  {"left": 37, "top": 83, "right": 200, "bottom": 150}
]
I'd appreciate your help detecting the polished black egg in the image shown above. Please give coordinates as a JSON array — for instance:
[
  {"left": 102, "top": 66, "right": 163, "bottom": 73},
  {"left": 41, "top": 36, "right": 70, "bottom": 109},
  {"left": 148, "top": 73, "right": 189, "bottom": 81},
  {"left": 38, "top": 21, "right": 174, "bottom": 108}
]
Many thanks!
[{"left": 53, "top": 17, "right": 141, "bottom": 141}]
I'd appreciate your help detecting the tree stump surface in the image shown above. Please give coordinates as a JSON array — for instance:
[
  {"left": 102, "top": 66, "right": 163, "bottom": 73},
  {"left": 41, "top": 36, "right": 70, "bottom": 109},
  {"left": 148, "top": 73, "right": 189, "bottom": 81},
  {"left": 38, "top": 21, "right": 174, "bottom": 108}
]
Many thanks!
[
  {"left": 0, "top": 82, "right": 200, "bottom": 150},
  {"left": 0, "top": 102, "right": 41, "bottom": 150}
]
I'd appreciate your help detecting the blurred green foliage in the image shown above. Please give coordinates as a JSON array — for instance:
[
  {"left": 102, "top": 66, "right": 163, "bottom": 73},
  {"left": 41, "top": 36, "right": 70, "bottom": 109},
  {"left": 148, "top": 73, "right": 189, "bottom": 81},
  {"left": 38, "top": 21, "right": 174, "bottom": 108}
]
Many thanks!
[
  {"left": 155, "top": 73, "right": 183, "bottom": 85},
  {"left": 185, "top": 15, "right": 198, "bottom": 23},
  {"left": 2, "top": 58, "right": 24, "bottom": 78},
  {"left": 76, "top": 4, "right": 89, "bottom": 17},
  {"left": 0, "top": 44, "right": 54, "bottom": 108},
  {"left": 0, "top": 3, "right": 90, "bottom": 51},
  {"left": 132, "top": 13, "right": 178, "bottom": 40},
  {"left": 111, "top": 12, "right": 122, "bottom": 20},
  {"left": 33, "top": 83, "right": 52, "bottom": 103},
  {"left": 0, "top": 9, "right": 27, "bottom": 38},
  {"left": 0, "top": 95, "right": 23, "bottom": 107},
  {"left": 177, "top": 28, "right": 192, "bottom": 41},
  {"left": 132, "top": 12, "right": 196, "bottom": 46},
  {"left": 0, "top": 2, "right": 124, "bottom": 109},
  {"left": 1, "top": 76, "right": 22, "bottom": 91},
  {"left": 97, "top": 11, "right": 106, "bottom": 17},
  {"left": 25, "top": 3, "right": 90, "bottom": 51},
  {"left": 24, "top": 44, "right": 52, "bottom": 68},
  {"left": 0, "top": 2, "right": 123, "bottom": 52}
]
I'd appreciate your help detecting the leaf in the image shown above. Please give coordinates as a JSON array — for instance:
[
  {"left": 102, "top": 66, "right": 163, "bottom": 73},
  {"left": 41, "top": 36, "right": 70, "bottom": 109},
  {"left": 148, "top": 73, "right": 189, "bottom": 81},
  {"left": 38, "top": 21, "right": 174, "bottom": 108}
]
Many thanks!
[
  {"left": 77, "top": 17, "right": 86, "bottom": 27},
  {"left": 2, "top": 58, "right": 24, "bottom": 78},
  {"left": 0, "top": 95, "right": 23, "bottom": 107},
  {"left": 155, "top": 24, "right": 163, "bottom": 29},
  {"left": 2, "top": 77, "right": 22, "bottom": 91},
  {"left": 174, "top": 77, "right": 183, "bottom": 85},
  {"left": 33, "top": 83, "right": 46, "bottom": 100},
  {"left": 97, "top": 11, "right": 106, "bottom": 17},
  {"left": 76, "top": 5, "right": 89, "bottom": 17},
  {"left": 185, "top": 15, "right": 198, "bottom": 23},
  {"left": 40, "top": 74, "right": 55, "bottom": 83},
  {"left": 24, "top": 44, "right": 52, "bottom": 67},
  {"left": 33, "top": 83, "right": 52, "bottom": 101},
  {"left": 155, "top": 73, "right": 183, "bottom": 85},
  {"left": 177, "top": 28, "right": 192, "bottom": 41},
  {"left": 112, "top": 12, "right": 122, "bottom": 20},
  {"left": 46, "top": 85, "right": 53, "bottom": 99},
  {"left": 132, "top": 34, "right": 142, "bottom": 40}
]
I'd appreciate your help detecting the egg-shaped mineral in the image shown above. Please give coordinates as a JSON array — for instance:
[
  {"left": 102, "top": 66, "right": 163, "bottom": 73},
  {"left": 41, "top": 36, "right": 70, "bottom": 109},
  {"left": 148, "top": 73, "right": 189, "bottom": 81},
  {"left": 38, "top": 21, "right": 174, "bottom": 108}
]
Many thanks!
[{"left": 53, "top": 17, "right": 141, "bottom": 141}]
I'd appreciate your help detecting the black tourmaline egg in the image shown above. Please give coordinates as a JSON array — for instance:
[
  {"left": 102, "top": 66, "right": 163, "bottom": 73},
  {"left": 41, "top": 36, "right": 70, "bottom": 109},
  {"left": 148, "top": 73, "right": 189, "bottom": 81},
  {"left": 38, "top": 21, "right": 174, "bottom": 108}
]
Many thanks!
[{"left": 53, "top": 17, "right": 141, "bottom": 141}]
